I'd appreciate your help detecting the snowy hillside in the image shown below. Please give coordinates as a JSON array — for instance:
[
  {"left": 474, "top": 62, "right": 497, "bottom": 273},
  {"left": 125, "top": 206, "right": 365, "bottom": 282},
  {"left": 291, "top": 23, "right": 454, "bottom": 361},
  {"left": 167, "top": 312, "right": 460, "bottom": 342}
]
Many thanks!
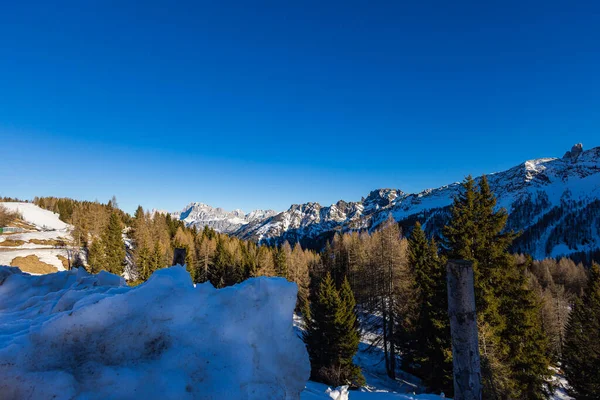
[
  {"left": 171, "top": 202, "right": 277, "bottom": 233},
  {"left": 172, "top": 144, "right": 600, "bottom": 261},
  {"left": 0, "top": 266, "right": 309, "bottom": 399},
  {"left": 1, "top": 202, "right": 69, "bottom": 231},
  {"left": 0, "top": 202, "right": 74, "bottom": 273}
]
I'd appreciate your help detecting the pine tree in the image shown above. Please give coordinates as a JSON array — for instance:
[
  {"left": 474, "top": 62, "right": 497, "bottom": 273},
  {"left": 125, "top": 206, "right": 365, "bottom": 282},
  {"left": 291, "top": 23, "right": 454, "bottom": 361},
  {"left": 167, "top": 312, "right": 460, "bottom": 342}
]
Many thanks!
[
  {"left": 443, "top": 175, "right": 551, "bottom": 399},
  {"left": 563, "top": 264, "right": 600, "bottom": 399},
  {"left": 102, "top": 212, "right": 126, "bottom": 275},
  {"left": 210, "top": 237, "right": 230, "bottom": 288},
  {"left": 87, "top": 237, "right": 105, "bottom": 274},
  {"left": 151, "top": 241, "right": 164, "bottom": 273},
  {"left": 137, "top": 244, "right": 152, "bottom": 280},
  {"left": 501, "top": 263, "right": 552, "bottom": 399},
  {"left": 303, "top": 273, "right": 364, "bottom": 387},
  {"left": 401, "top": 222, "right": 453, "bottom": 395},
  {"left": 337, "top": 277, "right": 365, "bottom": 387},
  {"left": 275, "top": 244, "right": 289, "bottom": 279}
]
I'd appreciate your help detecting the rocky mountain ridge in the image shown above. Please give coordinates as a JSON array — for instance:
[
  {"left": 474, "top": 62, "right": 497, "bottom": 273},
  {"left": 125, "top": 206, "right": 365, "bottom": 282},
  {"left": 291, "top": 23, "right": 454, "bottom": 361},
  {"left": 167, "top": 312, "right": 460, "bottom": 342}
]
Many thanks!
[{"left": 173, "top": 144, "right": 600, "bottom": 262}]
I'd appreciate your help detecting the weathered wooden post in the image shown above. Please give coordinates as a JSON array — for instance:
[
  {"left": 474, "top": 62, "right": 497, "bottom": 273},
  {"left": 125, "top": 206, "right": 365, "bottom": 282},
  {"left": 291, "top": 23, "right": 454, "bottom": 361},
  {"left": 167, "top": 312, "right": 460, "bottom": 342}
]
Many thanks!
[
  {"left": 447, "top": 260, "right": 482, "bottom": 400},
  {"left": 173, "top": 247, "right": 187, "bottom": 266}
]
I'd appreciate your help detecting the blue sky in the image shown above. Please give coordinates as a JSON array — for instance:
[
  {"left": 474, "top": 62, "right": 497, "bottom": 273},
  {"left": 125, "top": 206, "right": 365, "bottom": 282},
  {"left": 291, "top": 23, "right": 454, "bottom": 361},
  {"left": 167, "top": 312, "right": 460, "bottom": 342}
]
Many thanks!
[{"left": 1, "top": 1, "right": 599, "bottom": 214}]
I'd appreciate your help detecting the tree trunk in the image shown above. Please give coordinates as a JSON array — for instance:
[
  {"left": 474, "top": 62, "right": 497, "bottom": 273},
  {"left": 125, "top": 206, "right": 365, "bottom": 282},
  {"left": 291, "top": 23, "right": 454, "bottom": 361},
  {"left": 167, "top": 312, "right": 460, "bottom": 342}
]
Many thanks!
[{"left": 447, "top": 260, "right": 482, "bottom": 400}]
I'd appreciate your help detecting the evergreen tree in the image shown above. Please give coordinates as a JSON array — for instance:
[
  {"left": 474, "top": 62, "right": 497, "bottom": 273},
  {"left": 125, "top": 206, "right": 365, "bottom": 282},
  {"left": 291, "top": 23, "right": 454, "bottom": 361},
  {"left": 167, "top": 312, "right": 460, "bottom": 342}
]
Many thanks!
[
  {"left": 563, "top": 264, "right": 600, "bottom": 399},
  {"left": 303, "top": 273, "right": 364, "bottom": 387},
  {"left": 501, "top": 263, "right": 553, "bottom": 399},
  {"left": 401, "top": 222, "right": 453, "bottom": 395},
  {"left": 102, "top": 212, "right": 126, "bottom": 275},
  {"left": 337, "top": 277, "right": 365, "bottom": 387},
  {"left": 443, "top": 175, "right": 551, "bottom": 399},
  {"left": 133, "top": 205, "right": 144, "bottom": 221},
  {"left": 137, "top": 244, "right": 152, "bottom": 280},
  {"left": 87, "top": 237, "right": 105, "bottom": 274},
  {"left": 151, "top": 241, "right": 164, "bottom": 272},
  {"left": 210, "top": 237, "right": 230, "bottom": 288},
  {"left": 275, "top": 244, "right": 289, "bottom": 279}
]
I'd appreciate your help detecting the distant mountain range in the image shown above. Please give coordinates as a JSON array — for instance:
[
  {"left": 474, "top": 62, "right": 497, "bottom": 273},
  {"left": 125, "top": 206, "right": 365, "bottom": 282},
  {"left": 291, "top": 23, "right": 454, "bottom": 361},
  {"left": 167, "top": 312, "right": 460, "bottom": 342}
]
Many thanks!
[
  {"left": 171, "top": 203, "right": 277, "bottom": 234},
  {"left": 171, "top": 144, "right": 600, "bottom": 262}
]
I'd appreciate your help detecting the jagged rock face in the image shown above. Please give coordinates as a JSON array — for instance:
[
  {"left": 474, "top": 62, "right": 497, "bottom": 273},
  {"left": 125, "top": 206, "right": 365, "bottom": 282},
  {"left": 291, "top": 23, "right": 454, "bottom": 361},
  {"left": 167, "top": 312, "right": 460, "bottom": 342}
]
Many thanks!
[
  {"left": 563, "top": 143, "right": 584, "bottom": 162},
  {"left": 171, "top": 203, "right": 277, "bottom": 233},
  {"left": 175, "top": 144, "right": 600, "bottom": 261}
]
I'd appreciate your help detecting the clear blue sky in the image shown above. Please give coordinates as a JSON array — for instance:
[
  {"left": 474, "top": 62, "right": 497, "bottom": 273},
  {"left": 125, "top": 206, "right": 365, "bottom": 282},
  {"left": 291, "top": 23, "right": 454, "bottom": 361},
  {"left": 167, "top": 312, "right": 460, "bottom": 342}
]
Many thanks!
[{"left": 1, "top": 1, "right": 599, "bottom": 214}]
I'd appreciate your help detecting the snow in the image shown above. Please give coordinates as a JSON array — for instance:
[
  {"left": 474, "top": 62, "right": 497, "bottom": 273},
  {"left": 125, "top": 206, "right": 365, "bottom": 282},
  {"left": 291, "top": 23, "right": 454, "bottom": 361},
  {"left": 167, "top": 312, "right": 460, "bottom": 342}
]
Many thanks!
[
  {"left": 1, "top": 202, "right": 69, "bottom": 231},
  {"left": 302, "top": 381, "right": 444, "bottom": 400},
  {"left": 0, "top": 248, "right": 69, "bottom": 271},
  {"left": 0, "top": 229, "right": 69, "bottom": 246},
  {"left": 0, "top": 203, "right": 75, "bottom": 273},
  {"left": 550, "top": 367, "right": 573, "bottom": 400},
  {"left": 0, "top": 266, "right": 309, "bottom": 399}
]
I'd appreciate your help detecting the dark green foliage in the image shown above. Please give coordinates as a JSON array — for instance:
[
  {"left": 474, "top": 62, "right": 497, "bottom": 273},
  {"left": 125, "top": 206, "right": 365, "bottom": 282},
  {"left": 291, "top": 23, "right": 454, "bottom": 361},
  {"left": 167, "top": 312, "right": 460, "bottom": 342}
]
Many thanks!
[
  {"left": 137, "top": 244, "right": 152, "bottom": 280},
  {"left": 210, "top": 237, "right": 233, "bottom": 288},
  {"left": 400, "top": 222, "right": 453, "bottom": 395},
  {"left": 303, "top": 273, "right": 364, "bottom": 387},
  {"left": 501, "top": 262, "right": 553, "bottom": 399},
  {"left": 338, "top": 277, "right": 364, "bottom": 386},
  {"left": 87, "top": 237, "right": 105, "bottom": 274},
  {"left": 563, "top": 264, "right": 600, "bottom": 399},
  {"left": 443, "top": 175, "right": 551, "bottom": 399},
  {"left": 275, "top": 245, "right": 288, "bottom": 278},
  {"left": 151, "top": 241, "right": 164, "bottom": 272},
  {"left": 102, "top": 212, "right": 126, "bottom": 275}
]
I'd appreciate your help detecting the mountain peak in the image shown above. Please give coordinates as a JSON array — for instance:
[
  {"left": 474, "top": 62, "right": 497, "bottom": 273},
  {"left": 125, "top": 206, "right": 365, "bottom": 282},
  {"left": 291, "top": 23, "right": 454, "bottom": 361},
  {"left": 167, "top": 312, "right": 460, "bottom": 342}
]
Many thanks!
[
  {"left": 172, "top": 203, "right": 277, "bottom": 233},
  {"left": 563, "top": 143, "right": 584, "bottom": 162}
]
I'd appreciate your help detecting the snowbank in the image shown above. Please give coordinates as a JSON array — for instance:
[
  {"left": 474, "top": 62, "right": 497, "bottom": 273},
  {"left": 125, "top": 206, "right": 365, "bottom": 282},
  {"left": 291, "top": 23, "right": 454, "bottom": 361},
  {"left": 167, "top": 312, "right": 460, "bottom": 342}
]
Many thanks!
[
  {"left": 1, "top": 202, "right": 69, "bottom": 231},
  {"left": 0, "top": 266, "right": 309, "bottom": 400}
]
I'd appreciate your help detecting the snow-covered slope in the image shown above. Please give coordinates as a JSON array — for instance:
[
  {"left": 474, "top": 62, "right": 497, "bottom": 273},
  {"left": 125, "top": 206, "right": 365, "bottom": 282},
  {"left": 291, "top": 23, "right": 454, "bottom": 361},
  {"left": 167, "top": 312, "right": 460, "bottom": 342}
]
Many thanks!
[
  {"left": 0, "top": 202, "right": 74, "bottom": 273},
  {"left": 234, "top": 144, "right": 600, "bottom": 260},
  {"left": 1, "top": 202, "right": 69, "bottom": 231},
  {"left": 0, "top": 266, "right": 309, "bottom": 399},
  {"left": 171, "top": 202, "right": 277, "bottom": 233}
]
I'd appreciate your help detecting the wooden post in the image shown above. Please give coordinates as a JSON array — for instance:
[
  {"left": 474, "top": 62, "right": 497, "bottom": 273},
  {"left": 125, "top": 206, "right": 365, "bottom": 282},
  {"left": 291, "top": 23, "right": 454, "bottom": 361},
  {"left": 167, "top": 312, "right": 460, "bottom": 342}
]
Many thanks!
[
  {"left": 447, "top": 260, "right": 482, "bottom": 400},
  {"left": 173, "top": 247, "right": 187, "bottom": 266}
]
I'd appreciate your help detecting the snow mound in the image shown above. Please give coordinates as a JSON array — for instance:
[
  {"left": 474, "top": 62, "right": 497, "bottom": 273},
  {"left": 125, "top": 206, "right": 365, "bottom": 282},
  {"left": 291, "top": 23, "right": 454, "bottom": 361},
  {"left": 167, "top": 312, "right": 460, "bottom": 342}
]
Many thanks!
[
  {"left": 0, "top": 266, "right": 309, "bottom": 400},
  {"left": 1, "top": 202, "right": 70, "bottom": 231}
]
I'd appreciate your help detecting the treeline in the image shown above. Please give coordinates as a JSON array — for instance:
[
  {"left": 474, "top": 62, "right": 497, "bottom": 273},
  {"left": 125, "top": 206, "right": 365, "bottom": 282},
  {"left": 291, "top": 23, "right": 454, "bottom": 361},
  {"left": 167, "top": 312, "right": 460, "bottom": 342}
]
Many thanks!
[
  {"left": 129, "top": 205, "right": 319, "bottom": 308},
  {"left": 33, "top": 196, "right": 130, "bottom": 247},
  {"left": 31, "top": 197, "right": 320, "bottom": 303}
]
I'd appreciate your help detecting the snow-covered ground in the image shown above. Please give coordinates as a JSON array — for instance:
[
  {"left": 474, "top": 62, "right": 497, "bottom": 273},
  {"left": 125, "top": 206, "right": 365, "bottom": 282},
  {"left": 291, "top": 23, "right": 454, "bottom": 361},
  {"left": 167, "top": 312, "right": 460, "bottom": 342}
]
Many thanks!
[
  {"left": 302, "top": 381, "right": 444, "bottom": 400},
  {"left": 0, "top": 266, "right": 309, "bottom": 399},
  {"left": 550, "top": 367, "right": 573, "bottom": 400},
  {"left": 0, "top": 229, "right": 69, "bottom": 247},
  {"left": 294, "top": 314, "right": 443, "bottom": 400},
  {"left": 0, "top": 202, "right": 73, "bottom": 273},
  {"left": 0, "top": 248, "right": 69, "bottom": 270},
  {"left": 1, "top": 202, "right": 69, "bottom": 231}
]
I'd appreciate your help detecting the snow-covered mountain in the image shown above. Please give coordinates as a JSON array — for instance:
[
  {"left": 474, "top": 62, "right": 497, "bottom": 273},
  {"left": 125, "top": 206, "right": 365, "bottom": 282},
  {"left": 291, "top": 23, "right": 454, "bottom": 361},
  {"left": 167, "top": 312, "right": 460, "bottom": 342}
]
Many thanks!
[
  {"left": 176, "top": 144, "right": 600, "bottom": 262},
  {"left": 170, "top": 202, "right": 277, "bottom": 233}
]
